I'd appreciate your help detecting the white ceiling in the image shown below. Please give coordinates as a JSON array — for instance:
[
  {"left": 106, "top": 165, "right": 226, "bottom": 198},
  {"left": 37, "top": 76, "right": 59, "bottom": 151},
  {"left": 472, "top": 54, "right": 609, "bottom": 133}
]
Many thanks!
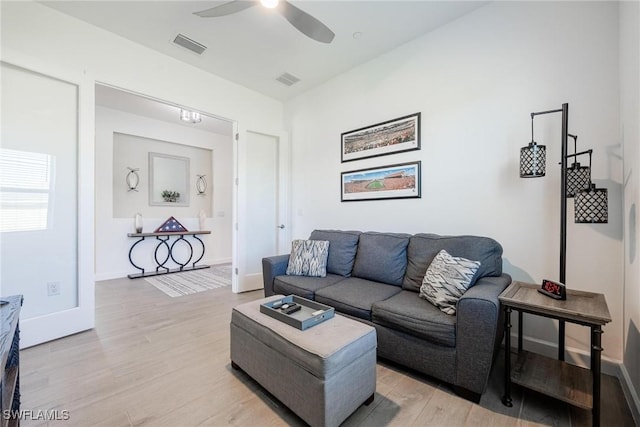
[{"left": 43, "top": 1, "right": 488, "bottom": 102}]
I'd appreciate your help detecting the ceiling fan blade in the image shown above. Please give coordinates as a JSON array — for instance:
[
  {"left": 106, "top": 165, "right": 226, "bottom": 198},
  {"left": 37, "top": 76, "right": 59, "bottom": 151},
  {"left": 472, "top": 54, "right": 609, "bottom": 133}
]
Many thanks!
[
  {"left": 194, "top": 1, "right": 257, "bottom": 18},
  {"left": 279, "top": 1, "right": 335, "bottom": 44}
]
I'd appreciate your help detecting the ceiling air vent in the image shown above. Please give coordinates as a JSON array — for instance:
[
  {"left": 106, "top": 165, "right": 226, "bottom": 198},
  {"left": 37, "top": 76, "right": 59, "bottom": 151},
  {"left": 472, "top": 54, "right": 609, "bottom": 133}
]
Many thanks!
[
  {"left": 276, "top": 72, "right": 300, "bottom": 87},
  {"left": 173, "top": 33, "right": 207, "bottom": 55}
]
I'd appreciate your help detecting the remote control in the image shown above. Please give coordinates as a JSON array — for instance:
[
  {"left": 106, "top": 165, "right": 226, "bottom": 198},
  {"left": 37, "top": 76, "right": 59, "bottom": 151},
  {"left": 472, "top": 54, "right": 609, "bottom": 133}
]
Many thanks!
[{"left": 282, "top": 304, "right": 301, "bottom": 315}]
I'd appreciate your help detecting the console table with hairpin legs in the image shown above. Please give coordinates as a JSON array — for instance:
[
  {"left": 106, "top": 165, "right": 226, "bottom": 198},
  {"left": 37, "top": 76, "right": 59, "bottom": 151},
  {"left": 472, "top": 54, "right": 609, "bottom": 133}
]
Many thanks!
[
  {"left": 499, "top": 281, "right": 611, "bottom": 427},
  {"left": 127, "top": 230, "right": 211, "bottom": 279}
]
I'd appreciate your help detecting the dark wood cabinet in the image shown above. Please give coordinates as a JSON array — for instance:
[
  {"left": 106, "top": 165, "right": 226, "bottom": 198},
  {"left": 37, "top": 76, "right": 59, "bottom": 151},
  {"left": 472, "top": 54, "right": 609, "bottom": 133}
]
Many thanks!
[{"left": 1, "top": 295, "right": 22, "bottom": 427}]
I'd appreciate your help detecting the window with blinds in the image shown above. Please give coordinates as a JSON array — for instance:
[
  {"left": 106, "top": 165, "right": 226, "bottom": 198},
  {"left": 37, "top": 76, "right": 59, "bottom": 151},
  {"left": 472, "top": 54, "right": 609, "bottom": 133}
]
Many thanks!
[{"left": 0, "top": 148, "right": 54, "bottom": 233}]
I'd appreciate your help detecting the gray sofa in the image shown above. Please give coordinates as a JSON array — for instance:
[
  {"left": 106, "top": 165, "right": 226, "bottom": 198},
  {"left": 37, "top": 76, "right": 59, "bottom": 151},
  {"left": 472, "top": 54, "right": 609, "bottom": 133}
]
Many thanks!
[{"left": 262, "top": 230, "right": 511, "bottom": 402}]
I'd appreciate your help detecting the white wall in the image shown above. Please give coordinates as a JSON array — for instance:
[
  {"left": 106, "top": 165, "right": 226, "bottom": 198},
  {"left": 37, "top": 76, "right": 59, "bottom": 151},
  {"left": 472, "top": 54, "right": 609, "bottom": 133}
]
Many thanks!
[
  {"left": 284, "top": 1, "right": 624, "bottom": 364},
  {"left": 1, "top": 1, "right": 283, "bottom": 334},
  {"left": 96, "top": 106, "right": 233, "bottom": 280},
  {"left": 113, "top": 132, "right": 213, "bottom": 217},
  {"left": 621, "top": 0, "right": 640, "bottom": 419},
  {"left": 1, "top": 2, "right": 283, "bottom": 134}
]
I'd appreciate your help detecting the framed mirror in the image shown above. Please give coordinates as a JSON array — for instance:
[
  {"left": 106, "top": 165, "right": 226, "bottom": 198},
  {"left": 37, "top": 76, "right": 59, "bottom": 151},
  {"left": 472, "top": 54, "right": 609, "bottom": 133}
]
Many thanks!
[{"left": 149, "top": 152, "right": 190, "bottom": 206}]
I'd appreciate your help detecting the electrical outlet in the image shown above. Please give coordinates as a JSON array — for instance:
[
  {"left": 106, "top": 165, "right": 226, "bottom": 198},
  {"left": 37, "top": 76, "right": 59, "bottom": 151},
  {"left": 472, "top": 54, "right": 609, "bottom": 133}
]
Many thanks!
[{"left": 47, "top": 281, "right": 60, "bottom": 296}]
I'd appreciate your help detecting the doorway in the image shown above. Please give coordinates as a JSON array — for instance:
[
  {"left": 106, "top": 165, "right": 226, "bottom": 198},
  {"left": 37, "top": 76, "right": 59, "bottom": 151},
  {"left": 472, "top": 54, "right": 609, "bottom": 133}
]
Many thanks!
[
  {"left": 94, "top": 83, "right": 235, "bottom": 281},
  {"left": 233, "top": 130, "right": 288, "bottom": 292},
  {"left": 94, "top": 84, "right": 290, "bottom": 295}
]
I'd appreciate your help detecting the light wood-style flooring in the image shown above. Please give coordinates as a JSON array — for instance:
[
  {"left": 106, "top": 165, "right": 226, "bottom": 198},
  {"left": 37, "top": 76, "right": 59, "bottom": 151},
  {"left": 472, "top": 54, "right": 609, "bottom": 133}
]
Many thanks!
[{"left": 19, "top": 276, "right": 636, "bottom": 426}]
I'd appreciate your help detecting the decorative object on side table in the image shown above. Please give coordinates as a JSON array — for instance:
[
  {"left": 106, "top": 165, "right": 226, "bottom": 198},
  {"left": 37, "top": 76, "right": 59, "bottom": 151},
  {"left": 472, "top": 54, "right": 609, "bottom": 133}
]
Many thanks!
[
  {"left": 341, "top": 112, "right": 421, "bottom": 162},
  {"left": 155, "top": 216, "right": 188, "bottom": 233},
  {"left": 518, "top": 102, "right": 608, "bottom": 360},
  {"left": 134, "top": 212, "right": 143, "bottom": 233},
  {"left": 537, "top": 279, "right": 566, "bottom": 300}
]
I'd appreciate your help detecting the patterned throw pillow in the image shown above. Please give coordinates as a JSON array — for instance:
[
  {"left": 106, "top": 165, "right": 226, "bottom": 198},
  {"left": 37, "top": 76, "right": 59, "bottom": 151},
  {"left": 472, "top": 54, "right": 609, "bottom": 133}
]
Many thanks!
[
  {"left": 286, "top": 240, "right": 330, "bottom": 277},
  {"left": 419, "top": 249, "right": 481, "bottom": 315}
]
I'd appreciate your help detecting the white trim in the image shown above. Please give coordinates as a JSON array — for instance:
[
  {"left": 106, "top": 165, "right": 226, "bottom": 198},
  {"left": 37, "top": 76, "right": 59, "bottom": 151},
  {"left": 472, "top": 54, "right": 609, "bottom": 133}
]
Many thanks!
[
  {"left": 619, "top": 364, "right": 640, "bottom": 425},
  {"left": 94, "top": 258, "right": 233, "bottom": 282},
  {"left": 1, "top": 55, "right": 96, "bottom": 348}
]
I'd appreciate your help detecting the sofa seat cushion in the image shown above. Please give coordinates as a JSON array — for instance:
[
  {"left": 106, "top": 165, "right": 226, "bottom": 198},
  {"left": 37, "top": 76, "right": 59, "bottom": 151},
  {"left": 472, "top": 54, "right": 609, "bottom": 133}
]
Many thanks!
[
  {"left": 273, "top": 274, "right": 346, "bottom": 300},
  {"left": 403, "top": 234, "right": 503, "bottom": 292},
  {"left": 372, "top": 290, "right": 456, "bottom": 348},
  {"left": 351, "top": 232, "right": 411, "bottom": 286},
  {"left": 315, "top": 278, "right": 402, "bottom": 321},
  {"left": 309, "top": 230, "right": 361, "bottom": 277}
]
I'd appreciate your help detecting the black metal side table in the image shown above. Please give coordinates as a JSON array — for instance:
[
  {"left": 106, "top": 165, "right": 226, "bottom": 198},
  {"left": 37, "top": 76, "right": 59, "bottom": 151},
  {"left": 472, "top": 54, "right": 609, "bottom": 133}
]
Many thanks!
[
  {"left": 127, "top": 230, "right": 211, "bottom": 278},
  {"left": 499, "top": 281, "right": 611, "bottom": 427}
]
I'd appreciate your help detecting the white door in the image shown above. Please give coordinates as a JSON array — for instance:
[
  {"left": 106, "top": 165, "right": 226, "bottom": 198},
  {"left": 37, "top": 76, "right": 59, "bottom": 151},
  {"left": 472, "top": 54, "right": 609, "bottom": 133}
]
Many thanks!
[
  {"left": 0, "top": 61, "right": 94, "bottom": 348},
  {"left": 233, "top": 129, "right": 289, "bottom": 293}
]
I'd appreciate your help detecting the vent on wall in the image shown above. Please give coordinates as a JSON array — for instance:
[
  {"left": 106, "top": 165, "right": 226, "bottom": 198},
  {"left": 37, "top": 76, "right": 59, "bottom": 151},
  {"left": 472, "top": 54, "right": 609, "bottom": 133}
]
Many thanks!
[
  {"left": 276, "top": 72, "right": 301, "bottom": 87},
  {"left": 173, "top": 33, "right": 207, "bottom": 55}
]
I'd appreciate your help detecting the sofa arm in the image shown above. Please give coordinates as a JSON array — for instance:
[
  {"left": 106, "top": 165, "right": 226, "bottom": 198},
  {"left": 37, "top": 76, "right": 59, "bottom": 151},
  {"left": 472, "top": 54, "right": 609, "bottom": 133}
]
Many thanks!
[
  {"left": 262, "top": 254, "right": 290, "bottom": 297},
  {"left": 455, "top": 273, "right": 512, "bottom": 396}
]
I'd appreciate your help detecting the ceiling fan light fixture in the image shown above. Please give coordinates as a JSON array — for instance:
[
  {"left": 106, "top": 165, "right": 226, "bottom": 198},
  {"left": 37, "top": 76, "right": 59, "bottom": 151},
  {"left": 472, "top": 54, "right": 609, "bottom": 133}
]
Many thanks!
[{"left": 260, "top": 0, "right": 279, "bottom": 9}]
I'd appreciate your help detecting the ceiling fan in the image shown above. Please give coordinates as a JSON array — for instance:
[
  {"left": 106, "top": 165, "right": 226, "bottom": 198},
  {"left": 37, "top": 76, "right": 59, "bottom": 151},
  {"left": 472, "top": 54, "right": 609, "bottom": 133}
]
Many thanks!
[{"left": 194, "top": 0, "right": 335, "bottom": 44}]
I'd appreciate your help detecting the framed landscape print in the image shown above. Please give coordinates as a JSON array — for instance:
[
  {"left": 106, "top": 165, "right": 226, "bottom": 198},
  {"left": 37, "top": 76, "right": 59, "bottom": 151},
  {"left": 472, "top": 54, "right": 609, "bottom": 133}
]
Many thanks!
[
  {"left": 341, "top": 161, "right": 421, "bottom": 202},
  {"left": 341, "top": 112, "right": 421, "bottom": 162}
]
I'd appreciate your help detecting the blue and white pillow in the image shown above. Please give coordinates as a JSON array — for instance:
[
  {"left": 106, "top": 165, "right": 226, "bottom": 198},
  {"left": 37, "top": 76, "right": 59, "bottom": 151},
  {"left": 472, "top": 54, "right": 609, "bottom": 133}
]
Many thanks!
[
  {"left": 286, "top": 240, "right": 330, "bottom": 277},
  {"left": 419, "top": 249, "right": 481, "bottom": 315}
]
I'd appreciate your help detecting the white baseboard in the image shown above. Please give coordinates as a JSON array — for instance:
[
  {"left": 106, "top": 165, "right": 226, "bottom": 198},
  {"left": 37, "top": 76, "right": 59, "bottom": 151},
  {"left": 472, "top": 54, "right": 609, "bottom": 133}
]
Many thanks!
[
  {"left": 510, "top": 333, "right": 619, "bottom": 376},
  {"left": 94, "top": 258, "right": 232, "bottom": 282},
  {"left": 95, "top": 270, "right": 130, "bottom": 281},
  {"left": 511, "top": 333, "right": 639, "bottom": 425},
  {"left": 619, "top": 364, "right": 640, "bottom": 426}
]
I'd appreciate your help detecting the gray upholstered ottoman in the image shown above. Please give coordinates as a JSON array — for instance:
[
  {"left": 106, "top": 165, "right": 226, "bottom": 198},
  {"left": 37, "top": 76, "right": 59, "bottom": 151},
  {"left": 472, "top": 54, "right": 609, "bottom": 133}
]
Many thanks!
[{"left": 230, "top": 295, "right": 377, "bottom": 427}]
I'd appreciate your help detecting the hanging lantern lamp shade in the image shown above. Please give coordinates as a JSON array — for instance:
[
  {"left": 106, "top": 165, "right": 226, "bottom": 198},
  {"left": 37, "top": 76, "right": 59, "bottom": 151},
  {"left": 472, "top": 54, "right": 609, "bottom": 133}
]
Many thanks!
[
  {"left": 520, "top": 142, "right": 546, "bottom": 178},
  {"left": 566, "top": 162, "right": 590, "bottom": 197},
  {"left": 575, "top": 184, "right": 608, "bottom": 223},
  {"left": 520, "top": 114, "right": 546, "bottom": 178}
]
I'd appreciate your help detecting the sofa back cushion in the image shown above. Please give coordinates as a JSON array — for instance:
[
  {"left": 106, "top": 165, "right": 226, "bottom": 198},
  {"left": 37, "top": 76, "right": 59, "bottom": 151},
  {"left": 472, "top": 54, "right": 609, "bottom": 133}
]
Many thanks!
[
  {"left": 403, "top": 233, "right": 503, "bottom": 292},
  {"left": 352, "top": 232, "right": 411, "bottom": 286},
  {"left": 309, "top": 229, "right": 361, "bottom": 277}
]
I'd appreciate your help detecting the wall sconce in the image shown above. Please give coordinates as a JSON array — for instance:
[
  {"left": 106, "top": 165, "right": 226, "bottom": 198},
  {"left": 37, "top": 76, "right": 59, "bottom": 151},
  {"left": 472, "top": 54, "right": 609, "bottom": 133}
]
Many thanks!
[
  {"left": 126, "top": 167, "right": 140, "bottom": 192},
  {"left": 180, "top": 109, "right": 202, "bottom": 124},
  {"left": 196, "top": 175, "right": 207, "bottom": 195},
  {"left": 517, "top": 102, "right": 608, "bottom": 360}
]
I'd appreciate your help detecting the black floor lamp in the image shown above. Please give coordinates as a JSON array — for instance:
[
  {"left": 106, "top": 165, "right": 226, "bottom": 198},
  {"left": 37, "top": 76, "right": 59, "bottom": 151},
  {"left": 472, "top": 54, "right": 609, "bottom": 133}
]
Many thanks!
[{"left": 519, "top": 102, "right": 608, "bottom": 360}]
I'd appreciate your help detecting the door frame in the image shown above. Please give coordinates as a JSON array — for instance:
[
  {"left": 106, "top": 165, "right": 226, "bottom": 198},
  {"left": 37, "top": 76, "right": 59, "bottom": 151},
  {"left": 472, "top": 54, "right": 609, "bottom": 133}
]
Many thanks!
[
  {"left": 232, "top": 127, "right": 290, "bottom": 293},
  {"left": 1, "top": 56, "right": 95, "bottom": 348}
]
